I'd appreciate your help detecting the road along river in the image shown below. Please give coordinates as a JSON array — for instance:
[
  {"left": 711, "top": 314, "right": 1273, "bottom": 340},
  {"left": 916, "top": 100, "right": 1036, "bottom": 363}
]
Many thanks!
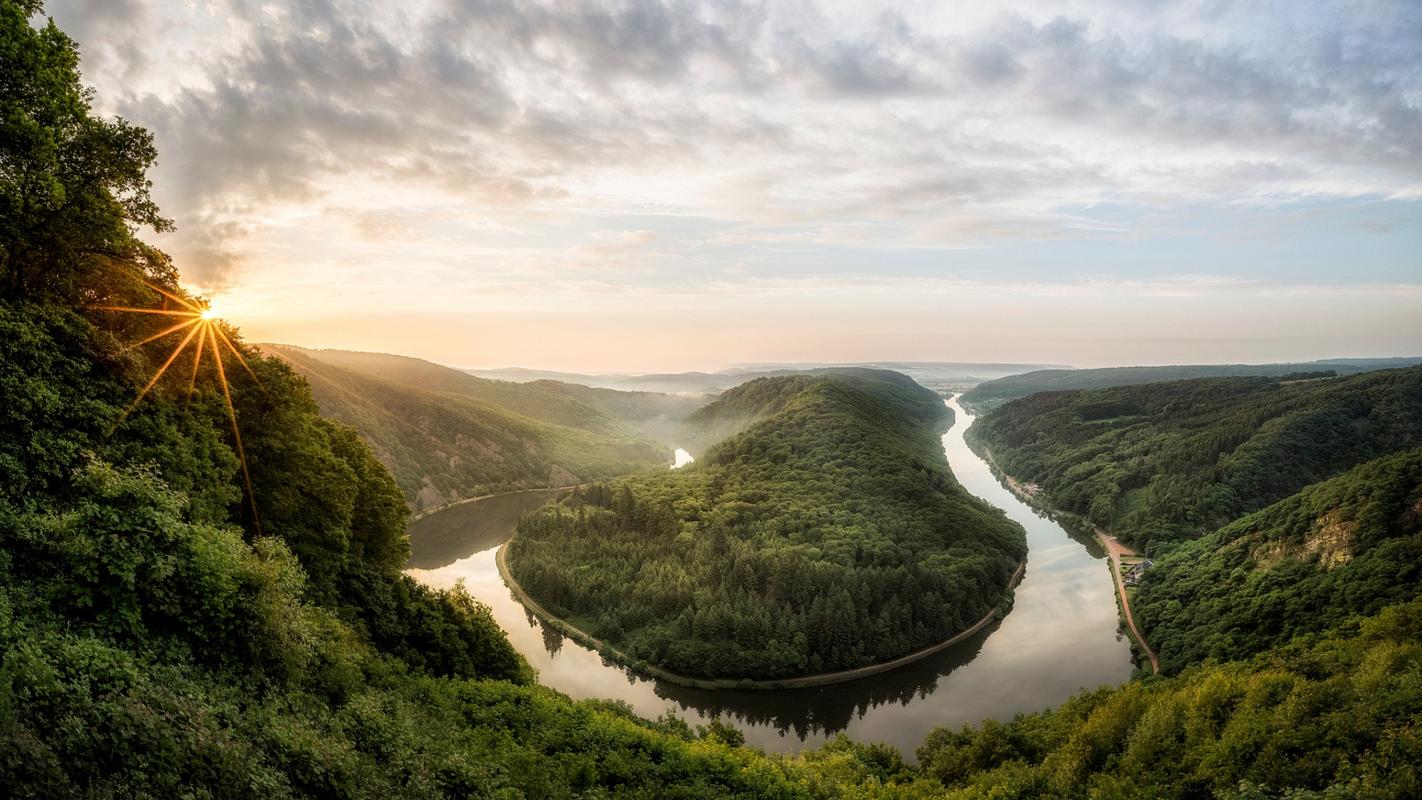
[{"left": 406, "top": 395, "right": 1133, "bottom": 755}]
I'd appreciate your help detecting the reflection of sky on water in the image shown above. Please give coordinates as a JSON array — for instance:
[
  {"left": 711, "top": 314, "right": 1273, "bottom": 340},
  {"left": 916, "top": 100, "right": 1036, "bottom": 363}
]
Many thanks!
[
  {"left": 406, "top": 396, "right": 1133, "bottom": 755},
  {"left": 672, "top": 447, "right": 695, "bottom": 468}
]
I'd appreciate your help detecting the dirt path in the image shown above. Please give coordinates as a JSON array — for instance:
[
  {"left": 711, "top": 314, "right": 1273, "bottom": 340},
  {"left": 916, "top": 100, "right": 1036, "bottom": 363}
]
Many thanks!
[
  {"left": 497, "top": 543, "right": 1027, "bottom": 690},
  {"left": 1095, "top": 529, "right": 1160, "bottom": 674}
]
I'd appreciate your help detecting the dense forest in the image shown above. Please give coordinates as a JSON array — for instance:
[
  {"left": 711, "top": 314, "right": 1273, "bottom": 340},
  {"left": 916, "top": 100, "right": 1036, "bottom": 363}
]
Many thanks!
[
  {"left": 4, "top": 3, "right": 1421, "bottom": 796},
  {"left": 507, "top": 372, "right": 1028, "bottom": 680},
  {"left": 913, "top": 597, "right": 1422, "bottom": 799},
  {"left": 961, "top": 359, "right": 1422, "bottom": 413},
  {"left": 1133, "top": 448, "right": 1422, "bottom": 674},
  {"left": 967, "top": 368, "right": 1422, "bottom": 545},
  {"left": 268, "top": 345, "right": 702, "bottom": 511}
]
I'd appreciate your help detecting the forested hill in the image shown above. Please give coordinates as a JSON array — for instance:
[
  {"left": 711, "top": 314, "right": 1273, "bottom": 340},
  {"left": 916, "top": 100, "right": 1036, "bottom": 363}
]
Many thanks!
[
  {"left": 968, "top": 366, "right": 1422, "bottom": 546},
  {"left": 1133, "top": 447, "right": 1422, "bottom": 674},
  {"left": 266, "top": 345, "right": 701, "bottom": 511},
  {"left": 961, "top": 358, "right": 1422, "bottom": 413},
  {"left": 675, "top": 368, "right": 939, "bottom": 457},
  {"left": 507, "top": 372, "right": 1026, "bottom": 681}
]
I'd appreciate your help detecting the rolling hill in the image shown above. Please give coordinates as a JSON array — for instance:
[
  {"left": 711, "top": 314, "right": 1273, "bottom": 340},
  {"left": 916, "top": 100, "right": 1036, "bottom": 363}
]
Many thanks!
[
  {"left": 967, "top": 366, "right": 1422, "bottom": 546},
  {"left": 264, "top": 345, "right": 705, "bottom": 512},
  {"left": 961, "top": 358, "right": 1422, "bottom": 413}
]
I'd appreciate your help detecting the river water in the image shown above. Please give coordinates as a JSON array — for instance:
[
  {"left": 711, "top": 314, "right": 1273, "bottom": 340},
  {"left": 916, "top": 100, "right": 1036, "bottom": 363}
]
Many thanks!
[{"left": 405, "top": 396, "right": 1133, "bottom": 755}]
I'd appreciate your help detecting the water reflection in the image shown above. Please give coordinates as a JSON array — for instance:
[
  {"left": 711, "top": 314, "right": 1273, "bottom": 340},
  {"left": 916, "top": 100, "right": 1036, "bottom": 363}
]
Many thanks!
[{"left": 406, "top": 396, "right": 1133, "bottom": 755}]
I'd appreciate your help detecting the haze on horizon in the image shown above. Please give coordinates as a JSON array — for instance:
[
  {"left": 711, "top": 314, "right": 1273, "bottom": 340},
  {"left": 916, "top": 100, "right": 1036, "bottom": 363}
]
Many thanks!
[{"left": 49, "top": 0, "right": 1422, "bottom": 373}]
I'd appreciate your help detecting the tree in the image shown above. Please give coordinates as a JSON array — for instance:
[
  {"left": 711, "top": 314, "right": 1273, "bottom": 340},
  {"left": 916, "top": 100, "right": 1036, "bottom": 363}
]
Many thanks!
[{"left": 1, "top": 0, "right": 173, "bottom": 301}]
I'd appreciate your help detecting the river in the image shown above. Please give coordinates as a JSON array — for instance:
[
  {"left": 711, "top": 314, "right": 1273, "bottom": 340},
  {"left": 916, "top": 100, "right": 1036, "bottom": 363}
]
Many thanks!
[{"left": 405, "top": 395, "right": 1134, "bottom": 755}]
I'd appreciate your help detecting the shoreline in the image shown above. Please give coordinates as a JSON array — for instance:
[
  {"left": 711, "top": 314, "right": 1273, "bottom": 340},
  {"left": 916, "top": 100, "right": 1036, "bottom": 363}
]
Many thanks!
[
  {"left": 968, "top": 439, "right": 1161, "bottom": 674},
  {"left": 496, "top": 542, "right": 1027, "bottom": 691},
  {"left": 410, "top": 484, "right": 581, "bottom": 521}
]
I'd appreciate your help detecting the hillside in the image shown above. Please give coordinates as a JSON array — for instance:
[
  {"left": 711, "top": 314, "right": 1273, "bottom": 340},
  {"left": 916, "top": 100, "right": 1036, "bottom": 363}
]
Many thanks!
[
  {"left": 674, "top": 368, "right": 941, "bottom": 457},
  {"left": 914, "top": 597, "right": 1422, "bottom": 798},
  {"left": 961, "top": 358, "right": 1422, "bottom": 413},
  {"left": 1133, "top": 448, "right": 1422, "bottom": 674},
  {"left": 506, "top": 372, "right": 1027, "bottom": 680},
  {"left": 967, "top": 366, "right": 1422, "bottom": 545},
  {"left": 265, "top": 345, "right": 702, "bottom": 511}
]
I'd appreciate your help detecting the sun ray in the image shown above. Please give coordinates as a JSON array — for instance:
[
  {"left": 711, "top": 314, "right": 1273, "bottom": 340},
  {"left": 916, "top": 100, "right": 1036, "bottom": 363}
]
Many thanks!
[
  {"left": 99, "top": 296, "right": 264, "bottom": 536},
  {"left": 121, "top": 317, "right": 201, "bottom": 353},
  {"left": 215, "top": 326, "right": 267, "bottom": 394},
  {"left": 142, "top": 281, "right": 202, "bottom": 312},
  {"left": 211, "top": 327, "right": 263, "bottom": 536},
  {"left": 95, "top": 306, "right": 200, "bottom": 317},
  {"left": 125, "top": 322, "right": 204, "bottom": 412},
  {"left": 186, "top": 323, "right": 208, "bottom": 398}
]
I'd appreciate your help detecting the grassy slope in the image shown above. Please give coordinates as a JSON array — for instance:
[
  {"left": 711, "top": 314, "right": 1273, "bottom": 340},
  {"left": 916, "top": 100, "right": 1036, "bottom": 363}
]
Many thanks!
[
  {"left": 967, "top": 366, "right": 1422, "bottom": 546},
  {"left": 508, "top": 372, "right": 1025, "bottom": 680},
  {"left": 265, "top": 345, "right": 701, "bottom": 511},
  {"left": 961, "top": 359, "right": 1422, "bottom": 413}
]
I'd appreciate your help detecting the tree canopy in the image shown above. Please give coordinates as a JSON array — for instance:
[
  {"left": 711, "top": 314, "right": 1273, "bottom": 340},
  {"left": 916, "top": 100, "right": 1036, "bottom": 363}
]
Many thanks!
[{"left": 508, "top": 372, "right": 1027, "bottom": 680}]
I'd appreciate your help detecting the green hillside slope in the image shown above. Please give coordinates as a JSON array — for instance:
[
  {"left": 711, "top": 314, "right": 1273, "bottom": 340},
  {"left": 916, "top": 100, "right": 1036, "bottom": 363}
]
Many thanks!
[
  {"left": 1133, "top": 448, "right": 1422, "bottom": 673},
  {"left": 507, "top": 372, "right": 1026, "bottom": 680},
  {"left": 266, "top": 345, "right": 699, "bottom": 511},
  {"left": 961, "top": 359, "right": 1422, "bottom": 413},
  {"left": 967, "top": 367, "right": 1422, "bottom": 545},
  {"left": 915, "top": 597, "right": 1422, "bottom": 799}
]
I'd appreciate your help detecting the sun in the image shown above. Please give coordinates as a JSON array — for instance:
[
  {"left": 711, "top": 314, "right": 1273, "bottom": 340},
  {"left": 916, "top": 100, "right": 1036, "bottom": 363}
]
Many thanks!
[{"left": 94, "top": 283, "right": 264, "bottom": 533}]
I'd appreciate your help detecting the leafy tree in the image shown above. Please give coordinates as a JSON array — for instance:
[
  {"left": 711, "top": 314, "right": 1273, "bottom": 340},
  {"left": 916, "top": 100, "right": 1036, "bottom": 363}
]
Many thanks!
[{"left": 1, "top": 0, "right": 173, "bottom": 300}]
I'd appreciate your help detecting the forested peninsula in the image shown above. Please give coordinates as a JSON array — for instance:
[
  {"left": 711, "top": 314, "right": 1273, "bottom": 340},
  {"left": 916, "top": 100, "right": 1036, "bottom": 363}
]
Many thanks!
[{"left": 505, "top": 372, "right": 1028, "bottom": 681}]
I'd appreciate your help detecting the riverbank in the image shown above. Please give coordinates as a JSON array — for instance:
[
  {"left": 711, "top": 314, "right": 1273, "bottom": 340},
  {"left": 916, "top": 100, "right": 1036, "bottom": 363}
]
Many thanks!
[
  {"left": 411, "top": 484, "right": 581, "bottom": 521},
  {"left": 496, "top": 542, "right": 1026, "bottom": 691},
  {"left": 968, "top": 439, "right": 1160, "bottom": 674}
]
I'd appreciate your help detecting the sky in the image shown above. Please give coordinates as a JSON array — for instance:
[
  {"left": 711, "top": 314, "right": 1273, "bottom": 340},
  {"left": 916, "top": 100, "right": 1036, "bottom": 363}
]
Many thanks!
[{"left": 47, "top": 0, "right": 1422, "bottom": 372}]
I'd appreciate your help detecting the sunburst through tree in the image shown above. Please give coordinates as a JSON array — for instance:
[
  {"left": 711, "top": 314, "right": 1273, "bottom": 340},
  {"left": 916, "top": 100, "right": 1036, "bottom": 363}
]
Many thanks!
[{"left": 96, "top": 283, "right": 264, "bottom": 533}]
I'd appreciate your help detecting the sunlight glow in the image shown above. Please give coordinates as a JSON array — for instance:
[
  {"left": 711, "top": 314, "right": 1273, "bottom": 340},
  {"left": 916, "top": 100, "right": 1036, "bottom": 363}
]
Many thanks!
[{"left": 96, "top": 284, "right": 262, "bottom": 534}]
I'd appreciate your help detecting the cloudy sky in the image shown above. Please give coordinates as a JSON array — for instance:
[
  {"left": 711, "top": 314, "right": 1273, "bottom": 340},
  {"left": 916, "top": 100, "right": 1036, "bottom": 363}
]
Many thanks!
[{"left": 49, "top": 0, "right": 1422, "bottom": 371}]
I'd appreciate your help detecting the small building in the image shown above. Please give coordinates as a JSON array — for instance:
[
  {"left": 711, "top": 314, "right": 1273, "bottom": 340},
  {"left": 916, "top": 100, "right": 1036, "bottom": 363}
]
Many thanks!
[{"left": 1122, "top": 559, "right": 1154, "bottom": 587}]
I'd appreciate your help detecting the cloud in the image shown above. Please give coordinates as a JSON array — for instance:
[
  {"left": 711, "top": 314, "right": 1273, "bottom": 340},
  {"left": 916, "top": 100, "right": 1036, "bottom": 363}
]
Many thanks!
[{"left": 43, "top": 0, "right": 1422, "bottom": 293}]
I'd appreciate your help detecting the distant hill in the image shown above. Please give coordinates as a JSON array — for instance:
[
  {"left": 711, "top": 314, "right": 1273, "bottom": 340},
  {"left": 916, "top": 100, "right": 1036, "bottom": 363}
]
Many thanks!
[
  {"left": 467, "top": 361, "right": 1057, "bottom": 396},
  {"left": 961, "top": 357, "right": 1422, "bottom": 413},
  {"left": 264, "top": 346, "right": 704, "bottom": 512},
  {"left": 967, "top": 366, "right": 1422, "bottom": 546},
  {"left": 1134, "top": 447, "right": 1422, "bottom": 674}
]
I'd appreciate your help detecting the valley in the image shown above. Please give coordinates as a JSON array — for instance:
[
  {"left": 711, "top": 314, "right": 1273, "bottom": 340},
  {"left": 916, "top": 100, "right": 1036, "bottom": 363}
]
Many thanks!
[{"left": 405, "top": 396, "right": 1135, "bottom": 754}]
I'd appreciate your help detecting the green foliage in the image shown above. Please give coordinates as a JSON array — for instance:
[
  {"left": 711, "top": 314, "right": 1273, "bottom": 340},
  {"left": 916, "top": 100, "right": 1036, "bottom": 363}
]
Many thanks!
[
  {"left": 960, "top": 360, "right": 1421, "bottom": 414},
  {"left": 915, "top": 598, "right": 1422, "bottom": 799},
  {"left": 968, "top": 368, "right": 1422, "bottom": 545},
  {"left": 1, "top": 0, "right": 174, "bottom": 300},
  {"left": 676, "top": 374, "right": 820, "bottom": 455},
  {"left": 266, "top": 345, "right": 698, "bottom": 511},
  {"left": 508, "top": 373, "right": 1027, "bottom": 679},
  {"left": 1134, "top": 448, "right": 1422, "bottom": 674}
]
